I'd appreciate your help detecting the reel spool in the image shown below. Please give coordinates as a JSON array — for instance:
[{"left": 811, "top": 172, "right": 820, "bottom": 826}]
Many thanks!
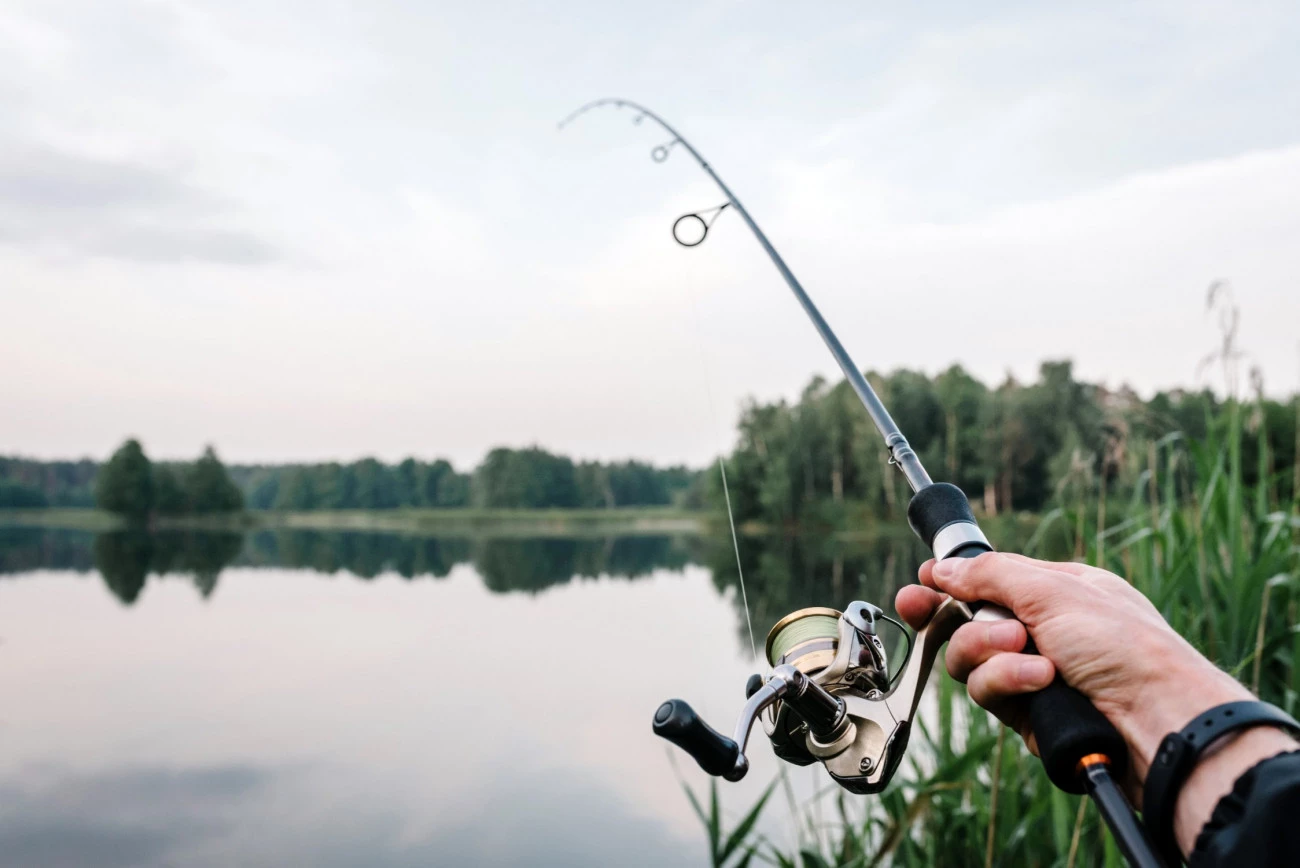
[{"left": 766, "top": 607, "right": 843, "bottom": 674}]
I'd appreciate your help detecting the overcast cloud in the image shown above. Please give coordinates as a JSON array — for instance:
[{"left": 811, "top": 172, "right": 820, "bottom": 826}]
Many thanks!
[{"left": 2, "top": 0, "right": 1298, "bottom": 466}]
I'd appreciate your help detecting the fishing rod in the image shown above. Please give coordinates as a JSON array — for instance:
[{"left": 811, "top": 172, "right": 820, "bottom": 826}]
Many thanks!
[{"left": 561, "top": 99, "right": 1164, "bottom": 867}]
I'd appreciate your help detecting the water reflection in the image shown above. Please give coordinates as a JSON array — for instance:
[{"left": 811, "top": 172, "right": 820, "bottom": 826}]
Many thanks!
[
  {"left": 0, "top": 523, "right": 1016, "bottom": 867},
  {"left": 244, "top": 529, "right": 470, "bottom": 580},
  {"left": 95, "top": 531, "right": 245, "bottom": 602},
  {"left": 0, "top": 763, "right": 269, "bottom": 868},
  {"left": 0, "top": 526, "right": 96, "bottom": 573},
  {"left": 707, "top": 531, "right": 931, "bottom": 642},
  {"left": 0, "top": 528, "right": 705, "bottom": 606},
  {"left": 0, "top": 525, "right": 983, "bottom": 648},
  {"left": 0, "top": 526, "right": 952, "bottom": 620}
]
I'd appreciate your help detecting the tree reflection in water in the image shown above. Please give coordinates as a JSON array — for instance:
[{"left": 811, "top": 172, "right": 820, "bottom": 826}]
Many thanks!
[
  {"left": 0, "top": 528, "right": 701, "bottom": 606},
  {"left": 93, "top": 531, "right": 245, "bottom": 604},
  {"left": 1, "top": 525, "right": 1042, "bottom": 657},
  {"left": 705, "top": 531, "right": 930, "bottom": 652}
]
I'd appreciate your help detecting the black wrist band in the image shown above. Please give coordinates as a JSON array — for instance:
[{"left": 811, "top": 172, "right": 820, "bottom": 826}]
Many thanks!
[{"left": 1143, "top": 700, "right": 1300, "bottom": 866}]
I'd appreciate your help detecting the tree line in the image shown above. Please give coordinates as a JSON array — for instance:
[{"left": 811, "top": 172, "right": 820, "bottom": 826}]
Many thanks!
[
  {"left": 6, "top": 355, "right": 1294, "bottom": 523},
  {"left": 717, "top": 359, "right": 1298, "bottom": 528},
  {"left": 1, "top": 444, "right": 703, "bottom": 514},
  {"left": 0, "top": 457, "right": 96, "bottom": 508},
  {"left": 234, "top": 449, "right": 700, "bottom": 510}
]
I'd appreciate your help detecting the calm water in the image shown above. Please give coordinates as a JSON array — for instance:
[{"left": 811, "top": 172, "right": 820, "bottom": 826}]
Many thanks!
[{"left": 0, "top": 526, "right": 930, "bottom": 867}]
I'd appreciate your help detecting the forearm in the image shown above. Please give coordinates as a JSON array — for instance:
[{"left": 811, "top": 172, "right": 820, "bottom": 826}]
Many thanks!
[
  {"left": 1116, "top": 655, "right": 1299, "bottom": 859},
  {"left": 1107, "top": 646, "right": 1300, "bottom": 858},
  {"left": 1175, "top": 728, "right": 1300, "bottom": 857}
]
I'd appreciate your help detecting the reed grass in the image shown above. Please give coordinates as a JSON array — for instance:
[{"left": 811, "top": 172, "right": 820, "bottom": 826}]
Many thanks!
[{"left": 691, "top": 388, "right": 1300, "bottom": 866}]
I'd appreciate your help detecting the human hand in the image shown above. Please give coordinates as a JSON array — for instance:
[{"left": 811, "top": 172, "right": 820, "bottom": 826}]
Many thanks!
[{"left": 894, "top": 552, "right": 1250, "bottom": 785}]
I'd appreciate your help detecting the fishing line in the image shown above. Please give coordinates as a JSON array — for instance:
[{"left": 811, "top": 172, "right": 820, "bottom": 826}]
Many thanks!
[
  {"left": 717, "top": 455, "right": 757, "bottom": 659},
  {"left": 689, "top": 300, "right": 758, "bottom": 661}
]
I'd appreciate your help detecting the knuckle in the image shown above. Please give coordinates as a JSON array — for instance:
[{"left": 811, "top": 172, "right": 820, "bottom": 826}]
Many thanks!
[
  {"left": 968, "top": 656, "right": 1015, "bottom": 706},
  {"left": 967, "top": 671, "right": 995, "bottom": 706},
  {"left": 944, "top": 646, "right": 969, "bottom": 682}
]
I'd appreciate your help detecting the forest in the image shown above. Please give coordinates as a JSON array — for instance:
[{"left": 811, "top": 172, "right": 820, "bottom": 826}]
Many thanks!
[
  {"left": 3, "top": 359, "right": 1296, "bottom": 524},
  {"left": 718, "top": 359, "right": 1298, "bottom": 528}
]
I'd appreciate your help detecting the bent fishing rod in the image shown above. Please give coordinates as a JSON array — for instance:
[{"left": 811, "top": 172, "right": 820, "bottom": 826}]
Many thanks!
[{"left": 560, "top": 99, "right": 1163, "bottom": 867}]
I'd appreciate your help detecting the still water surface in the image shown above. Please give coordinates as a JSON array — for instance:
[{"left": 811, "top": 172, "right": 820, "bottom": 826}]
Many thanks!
[{"left": 0, "top": 527, "right": 928, "bottom": 867}]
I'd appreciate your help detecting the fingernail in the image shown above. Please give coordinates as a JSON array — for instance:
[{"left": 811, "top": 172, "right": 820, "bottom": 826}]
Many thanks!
[
  {"left": 1019, "top": 658, "right": 1053, "bottom": 687},
  {"left": 989, "top": 621, "right": 1021, "bottom": 648}
]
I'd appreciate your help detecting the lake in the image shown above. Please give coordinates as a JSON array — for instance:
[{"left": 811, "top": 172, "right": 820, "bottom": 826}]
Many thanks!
[{"left": 0, "top": 526, "right": 932, "bottom": 867}]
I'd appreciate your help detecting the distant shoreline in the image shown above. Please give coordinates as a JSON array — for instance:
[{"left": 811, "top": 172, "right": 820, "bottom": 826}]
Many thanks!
[
  {"left": 0, "top": 507, "right": 710, "bottom": 538},
  {"left": 0, "top": 507, "right": 1044, "bottom": 546}
]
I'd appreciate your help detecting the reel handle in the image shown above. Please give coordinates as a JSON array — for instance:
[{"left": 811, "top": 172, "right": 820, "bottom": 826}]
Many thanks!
[
  {"left": 909, "top": 483, "right": 1128, "bottom": 795},
  {"left": 653, "top": 699, "right": 747, "bottom": 781}
]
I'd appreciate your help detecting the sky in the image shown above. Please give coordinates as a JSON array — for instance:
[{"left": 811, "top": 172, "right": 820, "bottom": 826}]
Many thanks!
[{"left": 3, "top": 0, "right": 1299, "bottom": 468}]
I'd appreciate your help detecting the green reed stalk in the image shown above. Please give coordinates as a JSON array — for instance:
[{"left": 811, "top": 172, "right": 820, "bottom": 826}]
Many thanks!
[{"left": 687, "top": 399, "right": 1299, "bottom": 866}]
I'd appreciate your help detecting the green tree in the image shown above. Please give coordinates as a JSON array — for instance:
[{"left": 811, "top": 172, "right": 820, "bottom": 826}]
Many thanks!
[
  {"left": 352, "top": 457, "right": 398, "bottom": 509},
  {"left": 933, "top": 364, "right": 990, "bottom": 495},
  {"left": 607, "top": 461, "right": 670, "bottom": 506},
  {"left": 472, "top": 447, "right": 578, "bottom": 508},
  {"left": 0, "top": 482, "right": 48, "bottom": 508},
  {"left": 184, "top": 446, "right": 244, "bottom": 513},
  {"left": 273, "top": 469, "right": 317, "bottom": 509},
  {"left": 395, "top": 458, "right": 421, "bottom": 507},
  {"left": 95, "top": 439, "right": 155, "bottom": 522},
  {"left": 432, "top": 463, "right": 471, "bottom": 506},
  {"left": 153, "top": 465, "right": 189, "bottom": 515},
  {"left": 246, "top": 471, "right": 281, "bottom": 509}
]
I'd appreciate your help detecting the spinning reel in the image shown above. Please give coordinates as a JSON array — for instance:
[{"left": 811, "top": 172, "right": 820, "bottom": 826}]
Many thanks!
[{"left": 654, "top": 596, "right": 977, "bottom": 793}]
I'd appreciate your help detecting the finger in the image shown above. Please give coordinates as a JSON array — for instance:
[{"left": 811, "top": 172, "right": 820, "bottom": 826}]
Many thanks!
[
  {"left": 930, "top": 551, "right": 1066, "bottom": 614},
  {"left": 925, "top": 553, "right": 1086, "bottom": 587},
  {"left": 997, "top": 552, "right": 1091, "bottom": 577},
  {"left": 917, "top": 558, "right": 939, "bottom": 590},
  {"left": 944, "top": 619, "right": 1029, "bottom": 683},
  {"left": 966, "top": 653, "right": 1056, "bottom": 708},
  {"left": 895, "top": 584, "right": 944, "bottom": 629}
]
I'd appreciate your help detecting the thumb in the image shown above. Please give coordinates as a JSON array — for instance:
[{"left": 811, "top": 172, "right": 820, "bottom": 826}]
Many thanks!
[{"left": 930, "top": 552, "right": 1063, "bottom": 618}]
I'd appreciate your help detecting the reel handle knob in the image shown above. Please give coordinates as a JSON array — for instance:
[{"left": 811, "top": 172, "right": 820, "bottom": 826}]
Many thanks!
[{"left": 653, "top": 699, "right": 747, "bottom": 781}]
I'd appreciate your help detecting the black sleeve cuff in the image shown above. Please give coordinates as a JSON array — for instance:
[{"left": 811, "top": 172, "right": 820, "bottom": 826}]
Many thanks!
[{"left": 1189, "top": 749, "right": 1300, "bottom": 867}]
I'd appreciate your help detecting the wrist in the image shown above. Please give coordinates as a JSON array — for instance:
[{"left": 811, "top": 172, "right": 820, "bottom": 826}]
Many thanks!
[
  {"left": 1172, "top": 726, "right": 1300, "bottom": 857},
  {"left": 1117, "top": 656, "right": 1251, "bottom": 786}
]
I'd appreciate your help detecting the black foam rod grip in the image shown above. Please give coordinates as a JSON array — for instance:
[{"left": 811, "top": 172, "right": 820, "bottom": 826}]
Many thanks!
[
  {"left": 653, "top": 699, "right": 743, "bottom": 779},
  {"left": 907, "top": 484, "right": 1128, "bottom": 794},
  {"left": 1025, "top": 673, "right": 1127, "bottom": 794}
]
